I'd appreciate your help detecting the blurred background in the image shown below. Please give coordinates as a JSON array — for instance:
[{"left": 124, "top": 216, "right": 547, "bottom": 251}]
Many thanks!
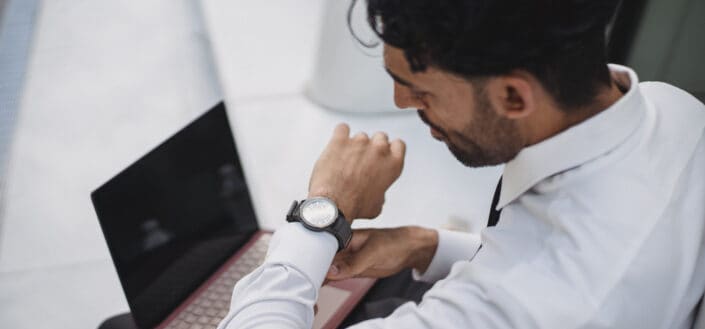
[{"left": 0, "top": 0, "right": 702, "bottom": 328}]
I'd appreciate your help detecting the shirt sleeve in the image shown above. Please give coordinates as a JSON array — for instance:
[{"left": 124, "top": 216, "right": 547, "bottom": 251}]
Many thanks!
[
  {"left": 217, "top": 222, "right": 337, "bottom": 329},
  {"left": 216, "top": 226, "right": 484, "bottom": 329},
  {"left": 411, "top": 229, "right": 481, "bottom": 283},
  {"left": 345, "top": 259, "right": 536, "bottom": 329}
]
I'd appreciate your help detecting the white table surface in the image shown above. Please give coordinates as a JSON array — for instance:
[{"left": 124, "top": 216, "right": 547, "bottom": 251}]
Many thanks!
[{"left": 0, "top": 1, "right": 222, "bottom": 327}]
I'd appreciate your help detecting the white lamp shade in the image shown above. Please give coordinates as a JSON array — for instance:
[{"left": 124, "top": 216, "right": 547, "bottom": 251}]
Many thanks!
[{"left": 307, "top": 0, "right": 399, "bottom": 114}]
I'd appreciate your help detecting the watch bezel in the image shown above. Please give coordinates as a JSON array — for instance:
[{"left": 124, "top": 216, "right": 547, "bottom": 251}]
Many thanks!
[{"left": 298, "top": 197, "right": 339, "bottom": 228}]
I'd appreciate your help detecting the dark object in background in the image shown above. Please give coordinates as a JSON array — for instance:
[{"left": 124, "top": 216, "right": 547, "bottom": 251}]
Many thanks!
[
  {"left": 608, "top": 0, "right": 648, "bottom": 64},
  {"left": 612, "top": 0, "right": 705, "bottom": 102}
]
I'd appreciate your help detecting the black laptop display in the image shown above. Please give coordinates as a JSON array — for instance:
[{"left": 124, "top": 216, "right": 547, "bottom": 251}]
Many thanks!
[
  {"left": 91, "top": 103, "right": 258, "bottom": 328},
  {"left": 93, "top": 102, "right": 376, "bottom": 329}
]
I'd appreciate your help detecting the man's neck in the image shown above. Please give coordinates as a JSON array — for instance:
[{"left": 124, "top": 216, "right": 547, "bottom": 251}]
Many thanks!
[
  {"left": 567, "top": 81, "right": 624, "bottom": 127},
  {"left": 527, "top": 81, "right": 624, "bottom": 146}
]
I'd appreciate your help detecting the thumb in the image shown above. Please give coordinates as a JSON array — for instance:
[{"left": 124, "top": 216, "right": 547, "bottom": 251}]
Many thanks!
[{"left": 327, "top": 261, "right": 356, "bottom": 281}]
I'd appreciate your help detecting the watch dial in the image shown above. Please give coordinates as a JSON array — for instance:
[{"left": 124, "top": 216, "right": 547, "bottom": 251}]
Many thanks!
[{"left": 301, "top": 198, "right": 337, "bottom": 228}]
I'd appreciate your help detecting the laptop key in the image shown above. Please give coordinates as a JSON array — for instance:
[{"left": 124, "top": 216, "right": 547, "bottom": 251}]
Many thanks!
[
  {"left": 214, "top": 300, "right": 227, "bottom": 309},
  {"left": 192, "top": 306, "right": 206, "bottom": 315},
  {"left": 163, "top": 233, "right": 273, "bottom": 329},
  {"left": 185, "top": 314, "right": 198, "bottom": 323},
  {"left": 205, "top": 307, "right": 218, "bottom": 317}
]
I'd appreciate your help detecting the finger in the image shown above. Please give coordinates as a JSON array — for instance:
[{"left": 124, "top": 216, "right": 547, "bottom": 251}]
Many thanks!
[
  {"left": 347, "top": 229, "right": 372, "bottom": 252},
  {"left": 371, "top": 131, "right": 389, "bottom": 145},
  {"left": 328, "top": 230, "right": 373, "bottom": 280},
  {"left": 330, "top": 246, "right": 376, "bottom": 280},
  {"left": 332, "top": 123, "right": 350, "bottom": 141},
  {"left": 328, "top": 233, "right": 381, "bottom": 280},
  {"left": 390, "top": 138, "right": 406, "bottom": 159},
  {"left": 326, "top": 265, "right": 339, "bottom": 280},
  {"left": 326, "top": 257, "right": 347, "bottom": 280},
  {"left": 352, "top": 131, "right": 369, "bottom": 142},
  {"left": 328, "top": 260, "right": 357, "bottom": 280}
]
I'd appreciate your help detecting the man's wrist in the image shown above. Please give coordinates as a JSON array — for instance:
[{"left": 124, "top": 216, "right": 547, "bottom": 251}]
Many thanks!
[
  {"left": 406, "top": 226, "right": 439, "bottom": 274},
  {"left": 307, "top": 189, "right": 357, "bottom": 222}
]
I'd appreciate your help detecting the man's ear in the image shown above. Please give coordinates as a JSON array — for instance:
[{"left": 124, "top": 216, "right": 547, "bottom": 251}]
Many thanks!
[{"left": 485, "top": 73, "right": 536, "bottom": 120}]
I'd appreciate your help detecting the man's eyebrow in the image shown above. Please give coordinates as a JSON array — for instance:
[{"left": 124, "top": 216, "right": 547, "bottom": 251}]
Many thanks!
[{"left": 385, "top": 67, "right": 415, "bottom": 88}]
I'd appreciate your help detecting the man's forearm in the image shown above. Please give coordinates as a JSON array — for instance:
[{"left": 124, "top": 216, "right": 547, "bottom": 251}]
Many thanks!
[{"left": 406, "top": 226, "right": 439, "bottom": 274}]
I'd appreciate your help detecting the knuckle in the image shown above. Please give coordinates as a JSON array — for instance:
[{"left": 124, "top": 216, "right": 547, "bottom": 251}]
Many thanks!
[
  {"left": 391, "top": 140, "right": 406, "bottom": 157},
  {"left": 393, "top": 159, "right": 404, "bottom": 172},
  {"left": 373, "top": 142, "right": 390, "bottom": 154},
  {"left": 353, "top": 132, "right": 369, "bottom": 142},
  {"left": 372, "top": 136, "right": 390, "bottom": 147},
  {"left": 333, "top": 124, "right": 350, "bottom": 140},
  {"left": 394, "top": 139, "right": 406, "bottom": 149},
  {"left": 372, "top": 131, "right": 389, "bottom": 140}
]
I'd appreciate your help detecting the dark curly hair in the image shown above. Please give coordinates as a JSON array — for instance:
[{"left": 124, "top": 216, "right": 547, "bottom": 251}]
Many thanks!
[{"left": 352, "top": 0, "right": 621, "bottom": 111}]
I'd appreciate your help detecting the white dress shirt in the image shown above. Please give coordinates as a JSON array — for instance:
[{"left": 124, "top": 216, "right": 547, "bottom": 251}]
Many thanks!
[{"left": 217, "top": 65, "right": 705, "bottom": 329}]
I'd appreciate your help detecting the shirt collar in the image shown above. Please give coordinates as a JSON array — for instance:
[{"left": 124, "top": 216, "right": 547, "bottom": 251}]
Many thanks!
[{"left": 496, "top": 64, "right": 646, "bottom": 210}]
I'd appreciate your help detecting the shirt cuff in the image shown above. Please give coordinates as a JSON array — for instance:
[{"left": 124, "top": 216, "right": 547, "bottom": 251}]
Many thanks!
[
  {"left": 412, "top": 229, "right": 481, "bottom": 283},
  {"left": 264, "top": 222, "right": 338, "bottom": 288}
]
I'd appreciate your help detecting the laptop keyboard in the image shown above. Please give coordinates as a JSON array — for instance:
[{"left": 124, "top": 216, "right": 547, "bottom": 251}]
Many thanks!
[{"left": 163, "top": 233, "right": 271, "bottom": 329}]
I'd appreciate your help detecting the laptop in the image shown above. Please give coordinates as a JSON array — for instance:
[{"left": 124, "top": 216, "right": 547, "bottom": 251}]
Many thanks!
[{"left": 91, "top": 102, "right": 375, "bottom": 329}]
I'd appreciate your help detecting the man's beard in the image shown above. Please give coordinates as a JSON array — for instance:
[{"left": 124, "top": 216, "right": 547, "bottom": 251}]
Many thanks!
[{"left": 417, "top": 93, "right": 523, "bottom": 167}]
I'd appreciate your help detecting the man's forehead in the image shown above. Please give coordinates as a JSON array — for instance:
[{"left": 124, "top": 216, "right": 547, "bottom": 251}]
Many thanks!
[
  {"left": 383, "top": 45, "right": 420, "bottom": 85},
  {"left": 383, "top": 45, "right": 406, "bottom": 70},
  {"left": 383, "top": 45, "right": 455, "bottom": 90}
]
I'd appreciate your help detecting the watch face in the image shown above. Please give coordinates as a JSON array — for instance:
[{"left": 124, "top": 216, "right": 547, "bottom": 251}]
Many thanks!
[{"left": 300, "top": 198, "right": 338, "bottom": 228}]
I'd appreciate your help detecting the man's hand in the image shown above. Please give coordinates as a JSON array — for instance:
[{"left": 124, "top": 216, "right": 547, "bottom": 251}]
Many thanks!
[
  {"left": 308, "top": 123, "right": 406, "bottom": 221},
  {"left": 325, "top": 226, "right": 438, "bottom": 281}
]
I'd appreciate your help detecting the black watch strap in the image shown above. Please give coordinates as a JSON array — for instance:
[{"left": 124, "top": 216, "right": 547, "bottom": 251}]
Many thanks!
[
  {"left": 324, "top": 215, "right": 352, "bottom": 251},
  {"left": 286, "top": 200, "right": 352, "bottom": 251}
]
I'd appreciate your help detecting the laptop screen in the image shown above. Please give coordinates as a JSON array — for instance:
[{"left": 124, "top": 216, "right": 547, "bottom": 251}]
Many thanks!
[{"left": 91, "top": 102, "right": 258, "bottom": 328}]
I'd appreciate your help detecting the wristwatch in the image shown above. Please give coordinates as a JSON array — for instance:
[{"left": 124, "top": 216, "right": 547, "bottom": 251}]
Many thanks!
[{"left": 286, "top": 197, "right": 352, "bottom": 251}]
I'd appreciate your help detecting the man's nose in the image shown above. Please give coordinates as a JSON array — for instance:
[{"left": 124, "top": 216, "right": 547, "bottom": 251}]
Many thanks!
[{"left": 393, "top": 84, "right": 424, "bottom": 110}]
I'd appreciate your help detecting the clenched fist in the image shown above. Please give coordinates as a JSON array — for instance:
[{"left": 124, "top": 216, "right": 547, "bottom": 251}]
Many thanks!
[{"left": 308, "top": 123, "right": 406, "bottom": 221}]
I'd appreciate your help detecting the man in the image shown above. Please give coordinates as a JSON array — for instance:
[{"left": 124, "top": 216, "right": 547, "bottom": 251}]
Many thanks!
[{"left": 218, "top": 0, "right": 705, "bottom": 328}]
